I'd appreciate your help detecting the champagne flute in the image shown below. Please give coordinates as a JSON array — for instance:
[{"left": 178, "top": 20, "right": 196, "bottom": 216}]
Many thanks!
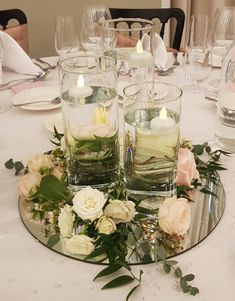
[
  {"left": 184, "top": 15, "right": 212, "bottom": 93},
  {"left": 55, "top": 16, "right": 79, "bottom": 59},
  {"left": 80, "top": 5, "right": 111, "bottom": 55},
  {"left": 209, "top": 7, "right": 235, "bottom": 88}
]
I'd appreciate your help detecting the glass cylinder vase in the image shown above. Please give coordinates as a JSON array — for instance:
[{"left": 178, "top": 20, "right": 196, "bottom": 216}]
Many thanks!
[
  {"left": 101, "top": 18, "right": 156, "bottom": 102},
  {"left": 123, "top": 81, "right": 182, "bottom": 210},
  {"left": 58, "top": 55, "right": 119, "bottom": 192}
]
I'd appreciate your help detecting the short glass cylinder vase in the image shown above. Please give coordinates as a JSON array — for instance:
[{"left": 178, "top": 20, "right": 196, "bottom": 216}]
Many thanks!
[
  {"left": 123, "top": 81, "right": 182, "bottom": 210},
  {"left": 58, "top": 55, "right": 119, "bottom": 192}
]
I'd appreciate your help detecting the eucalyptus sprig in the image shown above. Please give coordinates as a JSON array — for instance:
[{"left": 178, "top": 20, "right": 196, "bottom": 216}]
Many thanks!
[
  {"left": 155, "top": 245, "right": 199, "bottom": 296},
  {"left": 5, "top": 158, "right": 25, "bottom": 175}
]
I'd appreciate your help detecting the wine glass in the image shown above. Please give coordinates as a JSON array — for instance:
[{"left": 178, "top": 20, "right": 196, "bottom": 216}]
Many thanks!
[
  {"left": 55, "top": 16, "right": 79, "bottom": 59},
  {"left": 209, "top": 7, "right": 235, "bottom": 88},
  {"left": 184, "top": 15, "right": 212, "bottom": 93},
  {"left": 80, "top": 5, "right": 111, "bottom": 55}
]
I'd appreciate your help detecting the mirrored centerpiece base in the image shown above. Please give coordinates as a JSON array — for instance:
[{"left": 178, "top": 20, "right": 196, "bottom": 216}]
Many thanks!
[{"left": 19, "top": 179, "right": 225, "bottom": 265}]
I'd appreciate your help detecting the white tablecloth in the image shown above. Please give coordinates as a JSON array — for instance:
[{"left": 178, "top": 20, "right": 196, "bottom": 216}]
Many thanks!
[{"left": 0, "top": 59, "right": 235, "bottom": 301}]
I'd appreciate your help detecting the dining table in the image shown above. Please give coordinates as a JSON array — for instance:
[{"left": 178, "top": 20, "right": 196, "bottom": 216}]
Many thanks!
[{"left": 0, "top": 55, "right": 235, "bottom": 301}]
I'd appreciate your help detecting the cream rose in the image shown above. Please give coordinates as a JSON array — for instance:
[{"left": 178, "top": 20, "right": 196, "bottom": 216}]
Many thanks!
[
  {"left": 51, "top": 166, "right": 64, "bottom": 180},
  {"left": 104, "top": 200, "right": 135, "bottom": 224},
  {"left": 176, "top": 148, "right": 199, "bottom": 187},
  {"left": 18, "top": 172, "right": 42, "bottom": 199},
  {"left": 158, "top": 196, "right": 191, "bottom": 236},
  {"left": 72, "top": 186, "right": 106, "bottom": 221},
  {"left": 96, "top": 216, "right": 117, "bottom": 235},
  {"left": 27, "top": 154, "right": 54, "bottom": 174},
  {"left": 64, "top": 235, "right": 94, "bottom": 255},
  {"left": 58, "top": 205, "right": 75, "bottom": 238}
]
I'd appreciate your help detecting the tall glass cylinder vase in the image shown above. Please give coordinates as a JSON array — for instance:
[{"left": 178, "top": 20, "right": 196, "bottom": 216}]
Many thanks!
[
  {"left": 58, "top": 55, "right": 119, "bottom": 192},
  {"left": 123, "top": 81, "right": 182, "bottom": 211},
  {"left": 101, "top": 18, "right": 156, "bottom": 102}
]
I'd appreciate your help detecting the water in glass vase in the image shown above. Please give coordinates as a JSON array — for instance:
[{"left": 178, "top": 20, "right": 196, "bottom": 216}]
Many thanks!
[
  {"left": 62, "top": 87, "right": 119, "bottom": 192},
  {"left": 124, "top": 107, "right": 180, "bottom": 209}
]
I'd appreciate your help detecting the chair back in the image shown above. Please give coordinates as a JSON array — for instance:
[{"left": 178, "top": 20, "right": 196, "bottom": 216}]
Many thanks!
[
  {"left": 109, "top": 8, "right": 185, "bottom": 50},
  {"left": 0, "top": 9, "right": 28, "bottom": 53}
]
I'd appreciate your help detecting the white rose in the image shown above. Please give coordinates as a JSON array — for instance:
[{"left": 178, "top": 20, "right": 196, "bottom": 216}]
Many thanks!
[
  {"left": 104, "top": 200, "right": 136, "bottom": 224},
  {"left": 18, "top": 172, "right": 42, "bottom": 199},
  {"left": 72, "top": 186, "right": 106, "bottom": 221},
  {"left": 66, "top": 127, "right": 75, "bottom": 147},
  {"left": 72, "top": 125, "right": 96, "bottom": 140},
  {"left": 94, "top": 124, "right": 115, "bottom": 138},
  {"left": 58, "top": 205, "right": 75, "bottom": 238},
  {"left": 96, "top": 216, "right": 117, "bottom": 235},
  {"left": 27, "top": 154, "right": 54, "bottom": 174},
  {"left": 158, "top": 196, "right": 191, "bottom": 236},
  {"left": 64, "top": 235, "right": 94, "bottom": 255}
]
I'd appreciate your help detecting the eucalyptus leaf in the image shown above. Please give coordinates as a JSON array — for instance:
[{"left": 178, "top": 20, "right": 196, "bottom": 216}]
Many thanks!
[
  {"left": 163, "top": 262, "right": 171, "bottom": 273},
  {"left": 127, "top": 232, "right": 135, "bottom": 246},
  {"left": 94, "top": 264, "right": 122, "bottom": 280},
  {"left": 156, "top": 245, "right": 167, "bottom": 260},
  {"left": 174, "top": 267, "right": 183, "bottom": 278},
  {"left": 5, "top": 158, "right": 14, "bottom": 169},
  {"left": 47, "top": 233, "right": 60, "bottom": 248},
  {"left": 190, "top": 287, "right": 199, "bottom": 296},
  {"left": 183, "top": 274, "right": 195, "bottom": 282},
  {"left": 102, "top": 275, "right": 134, "bottom": 290},
  {"left": 165, "top": 260, "right": 178, "bottom": 266},
  {"left": 39, "top": 175, "right": 68, "bottom": 201}
]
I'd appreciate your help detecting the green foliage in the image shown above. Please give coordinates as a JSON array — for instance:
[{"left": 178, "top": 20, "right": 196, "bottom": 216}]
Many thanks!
[
  {"left": 5, "top": 158, "right": 24, "bottom": 175},
  {"left": 47, "top": 233, "right": 60, "bottom": 248}
]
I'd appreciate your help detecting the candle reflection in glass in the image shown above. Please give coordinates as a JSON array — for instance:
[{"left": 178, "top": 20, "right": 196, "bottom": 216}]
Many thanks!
[{"left": 123, "top": 81, "right": 182, "bottom": 211}]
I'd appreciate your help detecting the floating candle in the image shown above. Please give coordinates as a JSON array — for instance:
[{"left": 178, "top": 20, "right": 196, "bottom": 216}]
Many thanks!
[
  {"left": 68, "top": 75, "right": 93, "bottom": 98},
  {"left": 150, "top": 106, "right": 176, "bottom": 134},
  {"left": 129, "top": 40, "right": 153, "bottom": 68}
]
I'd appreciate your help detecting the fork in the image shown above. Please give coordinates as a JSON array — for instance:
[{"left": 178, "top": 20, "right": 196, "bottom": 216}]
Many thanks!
[
  {"left": 14, "top": 96, "right": 61, "bottom": 107},
  {"left": 0, "top": 72, "right": 48, "bottom": 90}
]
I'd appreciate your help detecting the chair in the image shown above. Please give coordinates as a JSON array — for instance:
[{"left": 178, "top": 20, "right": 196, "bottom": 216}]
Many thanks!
[
  {"left": 109, "top": 8, "right": 185, "bottom": 50},
  {"left": 0, "top": 9, "right": 29, "bottom": 53}
]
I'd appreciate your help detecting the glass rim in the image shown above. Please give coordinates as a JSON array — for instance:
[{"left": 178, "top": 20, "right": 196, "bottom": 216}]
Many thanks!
[
  {"left": 101, "top": 18, "right": 156, "bottom": 32},
  {"left": 58, "top": 54, "right": 116, "bottom": 74},
  {"left": 123, "top": 81, "right": 183, "bottom": 104}
]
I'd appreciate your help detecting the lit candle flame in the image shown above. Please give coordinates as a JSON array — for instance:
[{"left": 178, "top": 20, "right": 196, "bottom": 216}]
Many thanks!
[
  {"left": 77, "top": 75, "right": 85, "bottom": 87},
  {"left": 136, "top": 40, "right": 144, "bottom": 53},
  {"left": 159, "top": 107, "right": 167, "bottom": 119}
]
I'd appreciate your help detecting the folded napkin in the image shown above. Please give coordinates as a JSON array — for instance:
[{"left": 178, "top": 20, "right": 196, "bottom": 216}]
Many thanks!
[
  {"left": 0, "top": 30, "right": 42, "bottom": 83},
  {"left": 142, "top": 33, "right": 168, "bottom": 69}
]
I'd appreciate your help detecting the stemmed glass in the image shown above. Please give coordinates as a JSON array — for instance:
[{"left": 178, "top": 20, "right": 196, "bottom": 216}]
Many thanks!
[
  {"left": 184, "top": 15, "right": 212, "bottom": 93},
  {"left": 55, "top": 16, "right": 79, "bottom": 59},
  {"left": 209, "top": 7, "right": 235, "bottom": 88},
  {"left": 80, "top": 5, "right": 111, "bottom": 55}
]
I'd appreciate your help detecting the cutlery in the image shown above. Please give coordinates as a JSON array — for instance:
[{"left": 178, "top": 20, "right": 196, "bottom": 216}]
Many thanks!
[
  {"left": 35, "top": 58, "right": 57, "bottom": 70},
  {"left": 0, "top": 72, "right": 48, "bottom": 90},
  {"left": 13, "top": 96, "right": 61, "bottom": 107}
]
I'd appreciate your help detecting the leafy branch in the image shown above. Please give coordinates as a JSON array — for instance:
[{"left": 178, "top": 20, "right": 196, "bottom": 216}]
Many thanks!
[{"left": 155, "top": 245, "right": 199, "bottom": 296}]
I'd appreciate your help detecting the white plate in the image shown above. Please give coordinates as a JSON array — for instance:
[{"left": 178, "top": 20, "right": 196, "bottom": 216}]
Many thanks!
[
  {"left": 45, "top": 113, "right": 64, "bottom": 134},
  {"left": 13, "top": 86, "right": 61, "bottom": 111}
]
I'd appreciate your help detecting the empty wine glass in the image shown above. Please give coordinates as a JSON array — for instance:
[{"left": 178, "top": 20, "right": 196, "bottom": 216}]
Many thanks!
[
  {"left": 55, "top": 16, "right": 79, "bottom": 59},
  {"left": 80, "top": 5, "right": 111, "bottom": 55},
  {"left": 209, "top": 7, "right": 235, "bottom": 88},
  {"left": 184, "top": 15, "right": 212, "bottom": 93}
]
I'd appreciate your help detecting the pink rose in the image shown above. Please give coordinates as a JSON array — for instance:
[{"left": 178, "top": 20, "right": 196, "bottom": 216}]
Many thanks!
[
  {"left": 18, "top": 172, "right": 42, "bottom": 199},
  {"left": 176, "top": 148, "right": 199, "bottom": 187}
]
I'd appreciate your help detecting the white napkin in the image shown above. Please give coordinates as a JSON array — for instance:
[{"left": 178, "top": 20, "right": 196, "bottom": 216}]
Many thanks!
[
  {"left": 142, "top": 33, "right": 168, "bottom": 69},
  {"left": 0, "top": 31, "right": 42, "bottom": 82}
]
